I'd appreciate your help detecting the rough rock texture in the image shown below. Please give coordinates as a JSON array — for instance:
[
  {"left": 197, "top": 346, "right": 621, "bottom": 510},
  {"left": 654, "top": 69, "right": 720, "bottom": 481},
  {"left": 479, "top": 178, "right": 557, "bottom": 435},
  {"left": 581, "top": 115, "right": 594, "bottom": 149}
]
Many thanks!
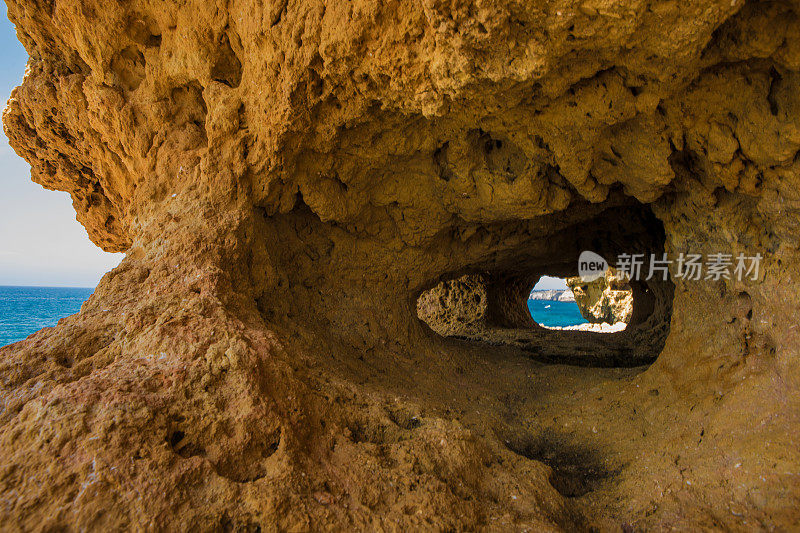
[
  {"left": 2, "top": 0, "right": 800, "bottom": 529},
  {"left": 567, "top": 269, "right": 634, "bottom": 325},
  {"left": 417, "top": 274, "right": 488, "bottom": 336}
]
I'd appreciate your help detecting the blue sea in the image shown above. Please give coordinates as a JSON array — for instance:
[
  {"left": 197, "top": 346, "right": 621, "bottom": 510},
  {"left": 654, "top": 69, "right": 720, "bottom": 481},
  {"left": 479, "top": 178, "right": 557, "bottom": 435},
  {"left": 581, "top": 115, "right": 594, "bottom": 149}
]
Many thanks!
[
  {"left": 0, "top": 286, "right": 585, "bottom": 347},
  {"left": 0, "top": 286, "right": 94, "bottom": 347},
  {"left": 527, "top": 299, "right": 588, "bottom": 328}
]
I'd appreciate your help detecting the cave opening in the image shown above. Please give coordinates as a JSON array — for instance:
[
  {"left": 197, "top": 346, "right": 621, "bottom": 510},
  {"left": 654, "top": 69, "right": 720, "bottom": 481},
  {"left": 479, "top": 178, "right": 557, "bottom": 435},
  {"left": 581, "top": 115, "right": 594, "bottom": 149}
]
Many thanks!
[
  {"left": 415, "top": 202, "right": 675, "bottom": 368},
  {"left": 527, "top": 273, "right": 632, "bottom": 332}
]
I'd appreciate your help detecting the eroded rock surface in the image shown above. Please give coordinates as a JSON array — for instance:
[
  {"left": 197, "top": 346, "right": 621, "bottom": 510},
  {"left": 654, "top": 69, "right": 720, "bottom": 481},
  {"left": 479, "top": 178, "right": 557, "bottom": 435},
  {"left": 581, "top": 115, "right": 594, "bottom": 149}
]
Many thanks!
[
  {"left": 567, "top": 269, "right": 634, "bottom": 325},
  {"left": 417, "top": 274, "right": 488, "bottom": 337},
  {"left": 2, "top": 0, "right": 800, "bottom": 529}
]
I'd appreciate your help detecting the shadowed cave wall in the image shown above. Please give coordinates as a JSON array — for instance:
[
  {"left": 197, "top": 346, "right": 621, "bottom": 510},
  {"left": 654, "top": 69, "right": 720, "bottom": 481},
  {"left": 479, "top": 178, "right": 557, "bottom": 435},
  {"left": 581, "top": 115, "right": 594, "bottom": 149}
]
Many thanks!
[
  {"left": 413, "top": 202, "right": 673, "bottom": 367},
  {"left": 1, "top": 0, "right": 800, "bottom": 530}
]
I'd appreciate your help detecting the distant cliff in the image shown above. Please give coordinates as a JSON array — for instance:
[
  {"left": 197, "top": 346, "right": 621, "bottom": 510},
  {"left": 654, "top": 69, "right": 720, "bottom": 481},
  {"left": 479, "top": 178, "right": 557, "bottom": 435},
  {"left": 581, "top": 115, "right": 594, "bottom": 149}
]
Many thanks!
[{"left": 528, "top": 289, "right": 576, "bottom": 302}]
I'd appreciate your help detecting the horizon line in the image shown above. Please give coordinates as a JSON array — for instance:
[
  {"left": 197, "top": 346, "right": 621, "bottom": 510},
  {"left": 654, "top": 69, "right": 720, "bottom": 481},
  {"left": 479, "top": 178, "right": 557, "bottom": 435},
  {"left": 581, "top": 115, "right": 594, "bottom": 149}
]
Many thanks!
[{"left": 0, "top": 284, "right": 94, "bottom": 289}]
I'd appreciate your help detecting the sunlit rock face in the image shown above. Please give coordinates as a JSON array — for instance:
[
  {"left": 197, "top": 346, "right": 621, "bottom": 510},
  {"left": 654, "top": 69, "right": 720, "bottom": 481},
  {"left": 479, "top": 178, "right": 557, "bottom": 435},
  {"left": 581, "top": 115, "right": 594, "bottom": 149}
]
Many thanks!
[
  {"left": 2, "top": 0, "right": 800, "bottom": 529},
  {"left": 567, "top": 268, "right": 634, "bottom": 325}
]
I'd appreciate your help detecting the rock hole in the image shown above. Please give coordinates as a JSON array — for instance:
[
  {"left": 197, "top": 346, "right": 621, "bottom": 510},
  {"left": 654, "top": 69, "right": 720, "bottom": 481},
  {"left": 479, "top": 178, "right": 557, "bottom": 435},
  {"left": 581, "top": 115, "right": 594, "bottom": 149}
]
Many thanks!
[
  {"left": 416, "top": 203, "right": 675, "bottom": 368},
  {"left": 433, "top": 142, "right": 454, "bottom": 181},
  {"left": 167, "top": 420, "right": 205, "bottom": 458},
  {"left": 55, "top": 355, "right": 74, "bottom": 368},
  {"left": 211, "top": 34, "right": 243, "bottom": 88},
  {"left": 126, "top": 14, "right": 161, "bottom": 47},
  {"left": 110, "top": 46, "right": 146, "bottom": 91},
  {"left": 504, "top": 433, "right": 615, "bottom": 498},
  {"left": 168, "top": 430, "right": 185, "bottom": 448},
  {"left": 529, "top": 272, "right": 631, "bottom": 332}
]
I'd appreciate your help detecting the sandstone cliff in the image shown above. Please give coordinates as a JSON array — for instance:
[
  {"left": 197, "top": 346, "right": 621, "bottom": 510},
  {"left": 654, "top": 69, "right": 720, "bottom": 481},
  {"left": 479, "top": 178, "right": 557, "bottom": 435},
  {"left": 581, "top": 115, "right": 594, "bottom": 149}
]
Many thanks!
[
  {"left": 2, "top": 0, "right": 800, "bottom": 529},
  {"left": 567, "top": 269, "right": 633, "bottom": 324},
  {"left": 528, "top": 289, "right": 577, "bottom": 302}
]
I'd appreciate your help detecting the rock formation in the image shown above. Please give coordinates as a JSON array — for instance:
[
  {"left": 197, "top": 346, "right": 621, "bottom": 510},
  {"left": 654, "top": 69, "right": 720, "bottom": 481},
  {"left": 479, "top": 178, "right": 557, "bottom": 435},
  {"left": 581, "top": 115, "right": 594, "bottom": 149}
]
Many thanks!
[
  {"left": 528, "top": 289, "right": 576, "bottom": 302},
  {"left": 557, "top": 291, "right": 576, "bottom": 303},
  {"left": 417, "top": 274, "right": 488, "bottom": 336},
  {"left": 567, "top": 268, "right": 634, "bottom": 324},
  {"left": 2, "top": 0, "right": 800, "bottom": 529}
]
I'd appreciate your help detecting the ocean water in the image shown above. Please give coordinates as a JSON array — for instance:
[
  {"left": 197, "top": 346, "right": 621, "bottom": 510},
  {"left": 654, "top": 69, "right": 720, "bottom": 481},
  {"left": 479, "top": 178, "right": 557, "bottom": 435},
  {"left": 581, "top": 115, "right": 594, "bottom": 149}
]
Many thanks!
[
  {"left": 0, "top": 286, "right": 586, "bottom": 347},
  {"left": 527, "top": 299, "right": 588, "bottom": 328},
  {"left": 0, "top": 286, "right": 93, "bottom": 347}
]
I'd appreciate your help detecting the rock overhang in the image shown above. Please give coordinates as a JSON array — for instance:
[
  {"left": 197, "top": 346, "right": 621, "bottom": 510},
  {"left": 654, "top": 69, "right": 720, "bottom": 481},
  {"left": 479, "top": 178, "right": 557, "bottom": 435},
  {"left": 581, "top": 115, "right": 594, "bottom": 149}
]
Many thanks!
[{"left": 1, "top": 0, "right": 800, "bottom": 529}]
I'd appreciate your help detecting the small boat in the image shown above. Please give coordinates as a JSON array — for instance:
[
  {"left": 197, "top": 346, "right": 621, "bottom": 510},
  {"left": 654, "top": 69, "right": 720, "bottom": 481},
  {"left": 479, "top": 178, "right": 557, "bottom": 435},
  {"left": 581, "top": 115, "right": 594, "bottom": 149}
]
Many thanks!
[{"left": 545, "top": 305, "right": 551, "bottom": 309}]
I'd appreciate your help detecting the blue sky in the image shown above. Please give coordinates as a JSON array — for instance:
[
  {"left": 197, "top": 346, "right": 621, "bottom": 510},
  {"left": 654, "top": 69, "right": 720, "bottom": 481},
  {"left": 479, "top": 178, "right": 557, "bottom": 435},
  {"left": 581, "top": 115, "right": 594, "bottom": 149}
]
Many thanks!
[
  {"left": 0, "top": 7, "right": 123, "bottom": 288},
  {"left": 534, "top": 276, "right": 567, "bottom": 290}
]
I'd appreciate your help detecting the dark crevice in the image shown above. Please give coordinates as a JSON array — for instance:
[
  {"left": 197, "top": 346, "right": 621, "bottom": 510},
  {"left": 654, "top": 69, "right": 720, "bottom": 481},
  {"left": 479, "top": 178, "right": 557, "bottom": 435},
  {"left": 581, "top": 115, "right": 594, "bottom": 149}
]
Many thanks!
[
  {"left": 433, "top": 142, "right": 454, "bottom": 181},
  {"left": 211, "top": 33, "right": 243, "bottom": 88},
  {"left": 767, "top": 66, "right": 782, "bottom": 116},
  {"left": 271, "top": 0, "right": 289, "bottom": 27},
  {"left": 503, "top": 431, "right": 616, "bottom": 497},
  {"left": 167, "top": 428, "right": 205, "bottom": 458}
]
